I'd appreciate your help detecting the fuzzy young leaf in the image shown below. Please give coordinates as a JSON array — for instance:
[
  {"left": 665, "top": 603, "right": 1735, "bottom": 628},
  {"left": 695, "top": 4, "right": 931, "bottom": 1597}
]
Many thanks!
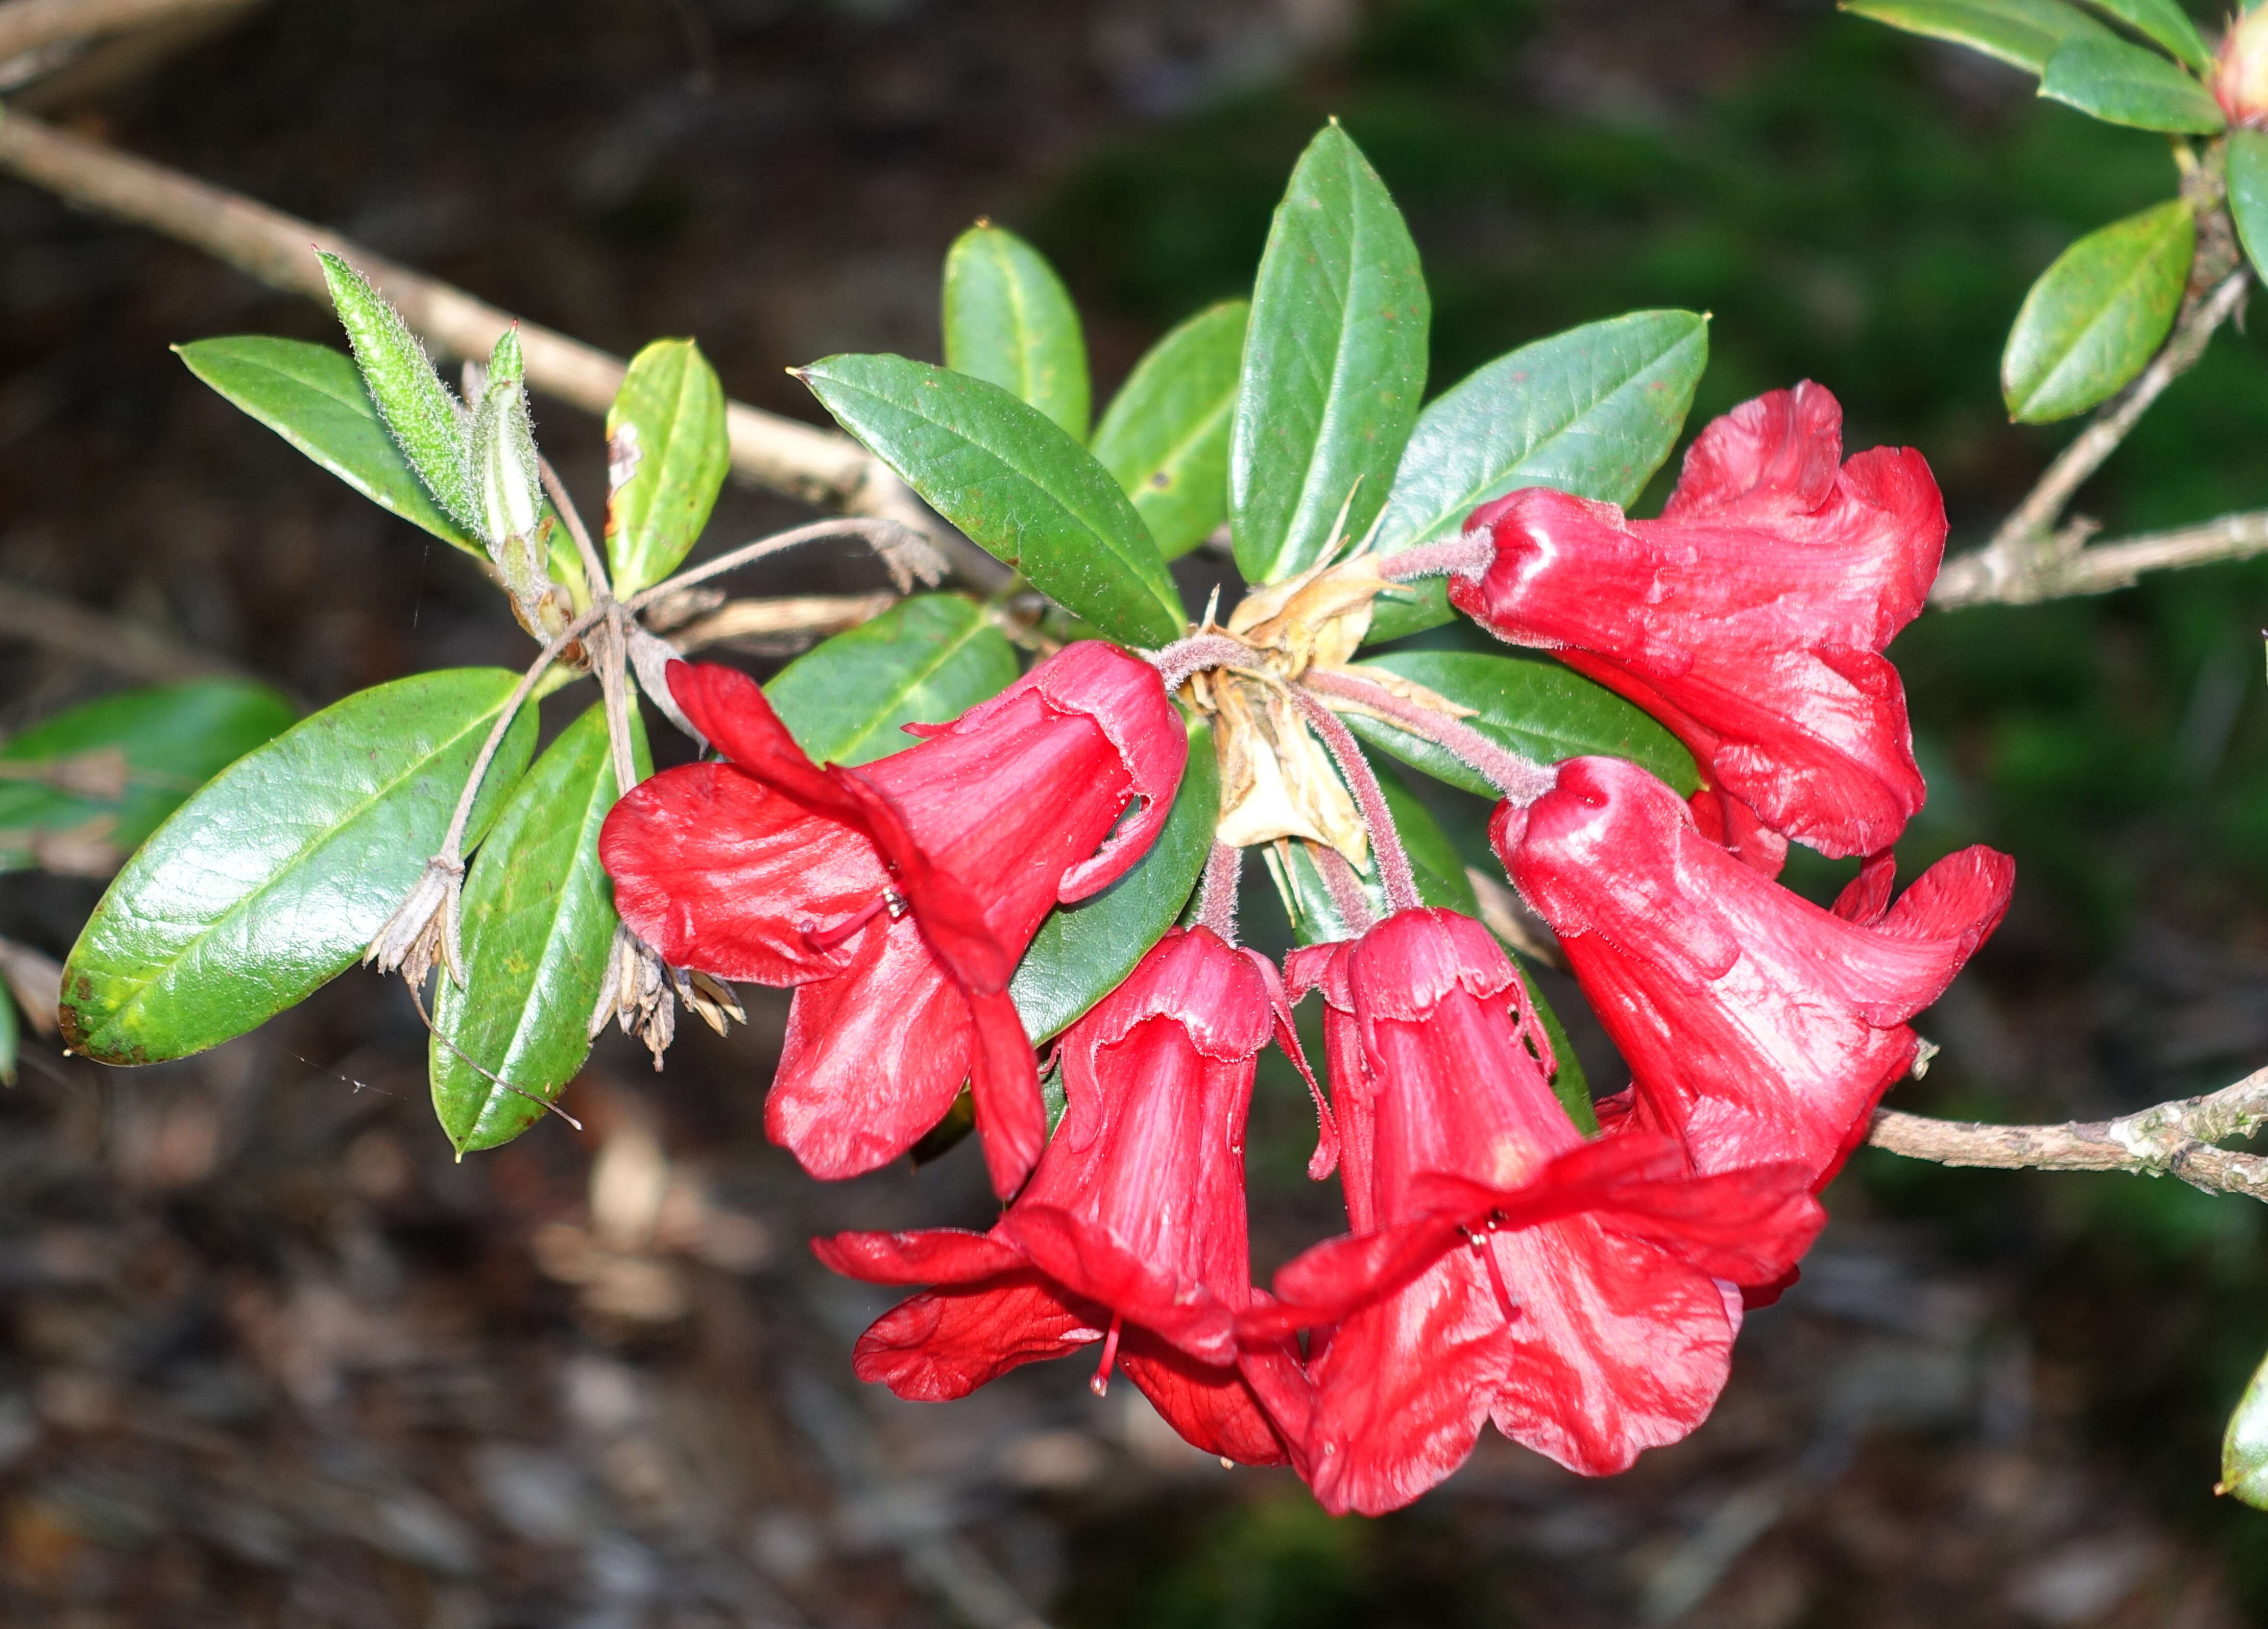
[
  {"left": 1010, "top": 717, "right": 1219, "bottom": 1043},
  {"left": 799, "top": 353, "right": 1185, "bottom": 646},
  {"left": 0, "top": 680, "right": 297, "bottom": 875},
  {"left": 1232, "top": 122, "right": 1429, "bottom": 585},
  {"left": 1367, "top": 309, "right": 1708, "bottom": 644},
  {"left": 1840, "top": 0, "right": 2117, "bottom": 76},
  {"left": 944, "top": 225, "right": 1092, "bottom": 441},
  {"left": 765, "top": 594, "right": 1019, "bottom": 766},
  {"left": 318, "top": 251, "right": 476, "bottom": 530},
  {"left": 470, "top": 336, "right": 542, "bottom": 550},
  {"left": 2038, "top": 37, "right": 2224, "bottom": 132},
  {"left": 1091, "top": 301, "right": 1247, "bottom": 560},
  {"left": 2002, "top": 199, "right": 2193, "bottom": 422},
  {"left": 2080, "top": 0, "right": 2211, "bottom": 73},
  {"left": 1345, "top": 649, "right": 1699, "bottom": 796},
  {"left": 431, "top": 703, "right": 646, "bottom": 1153},
  {"left": 60, "top": 670, "right": 537, "bottom": 1066},
  {"left": 605, "top": 339, "right": 730, "bottom": 596},
  {"left": 2225, "top": 1347, "right": 2268, "bottom": 1510},
  {"left": 176, "top": 338, "right": 480, "bottom": 557}
]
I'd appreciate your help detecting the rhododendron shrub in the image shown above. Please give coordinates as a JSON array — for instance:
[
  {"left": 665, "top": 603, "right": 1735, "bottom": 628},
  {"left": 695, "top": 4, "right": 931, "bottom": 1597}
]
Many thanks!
[{"left": 68, "top": 9, "right": 2268, "bottom": 1511}]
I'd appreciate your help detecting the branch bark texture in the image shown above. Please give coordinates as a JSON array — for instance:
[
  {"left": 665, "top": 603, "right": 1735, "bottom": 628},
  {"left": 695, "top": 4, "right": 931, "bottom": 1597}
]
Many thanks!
[{"left": 1867, "top": 1066, "right": 2268, "bottom": 1202}]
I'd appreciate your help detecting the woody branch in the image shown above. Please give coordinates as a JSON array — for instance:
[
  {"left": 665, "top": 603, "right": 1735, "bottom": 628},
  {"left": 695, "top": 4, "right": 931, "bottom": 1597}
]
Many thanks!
[{"left": 1866, "top": 1066, "right": 2268, "bottom": 1202}]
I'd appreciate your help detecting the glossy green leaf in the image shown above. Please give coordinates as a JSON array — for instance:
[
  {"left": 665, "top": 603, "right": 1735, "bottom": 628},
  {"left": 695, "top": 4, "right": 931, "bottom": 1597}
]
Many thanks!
[
  {"left": 317, "top": 252, "right": 477, "bottom": 531},
  {"left": 2228, "top": 130, "right": 2268, "bottom": 281},
  {"left": 799, "top": 353, "right": 1185, "bottom": 646},
  {"left": 1367, "top": 309, "right": 1709, "bottom": 644},
  {"left": 59, "top": 669, "right": 538, "bottom": 1066},
  {"left": 177, "top": 338, "right": 480, "bottom": 558},
  {"left": 2080, "top": 0, "right": 2211, "bottom": 73},
  {"left": 943, "top": 225, "right": 1092, "bottom": 441},
  {"left": 1232, "top": 123, "right": 1430, "bottom": 585},
  {"left": 1346, "top": 649, "right": 1699, "bottom": 796},
  {"left": 2038, "top": 37, "right": 2224, "bottom": 131},
  {"left": 2225, "top": 1347, "right": 2268, "bottom": 1510},
  {"left": 604, "top": 339, "right": 730, "bottom": 596},
  {"left": 1010, "top": 717, "right": 1219, "bottom": 1043},
  {"left": 432, "top": 703, "right": 646, "bottom": 1152},
  {"left": 1091, "top": 301, "right": 1248, "bottom": 559},
  {"left": 765, "top": 594, "right": 1020, "bottom": 766},
  {"left": 1840, "top": 0, "right": 2117, "bottom": 75},
  {"left": 0, "top": 680, "right": 298, "bottom": 875},
  {"left": 2002, "top": 200, "right": 2193, "bottom": 423}
]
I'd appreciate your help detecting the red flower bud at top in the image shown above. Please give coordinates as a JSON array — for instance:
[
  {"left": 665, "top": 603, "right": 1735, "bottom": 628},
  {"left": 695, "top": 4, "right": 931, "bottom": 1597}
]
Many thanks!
[
  {"left": 811, "top": 927, "right": 1330, "bottom": 1467},
  {"left": 598, "top": 641, "right": 1186, "bottom": 1197},
  {"left": 1251, "top": 909, "right": 1822, "bottom": 1515},
  {"left": 2217, "top": 7, "right": 2268, "bottom": 127},
  {"left": 1447, "top": 382, "right": 1946, "bottom": 871},
  {"left": 1495, "top": 756, "right": 2013, "bottom": 1199}
]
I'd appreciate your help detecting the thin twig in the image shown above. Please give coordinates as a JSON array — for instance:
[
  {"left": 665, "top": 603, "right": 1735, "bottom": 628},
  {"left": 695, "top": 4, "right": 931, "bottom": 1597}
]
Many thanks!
[
  {"left": 593, "top": 606, "right": 641, "bottom": 802},
  {"left": 1290, "top": 691, "right": 1419, "bottom": 916},
  {"left": 0, "top": 108, "right": 897, "bottom": 515},
  {"left": 538, "top": 456, "right": 612, "bottom": 603},
  {"left": 1932, "top": 507, "right": 2268, "bottom": 606},
  {"left": 0, "top": 0, "right": 237, "bottom": 59},
  {"left": 0, "top": 575, "right": 239, "bottom": 680},
  {"left": 442, "top": 607, "right": 602, "bottom": 860},
  {"left": 622, "top": 518, "right": 923, "bottom": 611},
  {"left": 1938, "top": 270, "right": 2251, "bottom": 608},
  {"left": 1867, "top": 1065, "right": 2268, "bottom": 1202},
  {"left": 670, "top": 592, "right": 897, "bottom": 652}
]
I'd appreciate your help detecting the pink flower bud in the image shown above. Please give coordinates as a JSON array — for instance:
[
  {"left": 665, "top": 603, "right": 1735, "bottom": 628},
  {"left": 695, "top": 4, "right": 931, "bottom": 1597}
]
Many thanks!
[{"left": 2217, "top": 6, "right": 2268, "bottom": 128}]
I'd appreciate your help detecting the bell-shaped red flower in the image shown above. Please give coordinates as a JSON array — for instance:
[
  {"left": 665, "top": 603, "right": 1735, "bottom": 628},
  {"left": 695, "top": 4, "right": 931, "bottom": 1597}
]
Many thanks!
[
  {"left": 1495, "top": 755, "right": 2014, "bottom": 1195},
  {"left": 1447, "top": 381, "right": 1946, "bottom": 870},
  {"left": 811, "top": 927, "right": 1331, "bottom": 1466},
  {"left": 599, "top": 641, "right": 1186, "bottom": 1197},
  {"left": 1249, "top": 909, "right": 1822, "bottom": 1515}
]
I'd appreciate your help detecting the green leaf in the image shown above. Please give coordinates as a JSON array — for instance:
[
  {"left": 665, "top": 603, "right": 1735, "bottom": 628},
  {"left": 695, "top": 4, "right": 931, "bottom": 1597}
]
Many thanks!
[
  {"left": 0, "top": 680, "right": 298, "bottom": 874},
  {"left": 943, "top": 225, "right": 1092, "bottom": 441},
  {"left": 1840, "top": 0, "right": 2117, "bottom": 76},
  {"left": 1232, "top": 122, "right": 1430, "bottom": 585},
  {"left": 317, "top": 252, "right": 476, "bottom": 531},
  {"left": 176, "top": 338, "right": 480, "bottom": 558},
  {"left": 2038, "top": 37, "right": 2224, "bottom": 131},
  {"left": 431, "top": 703, "right": 645, "bottom": 1152},
  {"left": 1091, "top": 301, "right": 1248, "bottom": 560},
  {"left": 2002, "top": 199, "right": 2193, "bottom": 422},
  {"left": 1345, "top": 650, "right": 1700, "bottom": 796},
  {"left": 2228, "top": 130, "right": 2268, "bottom": 282},
  {"left": 0, "top": 979, "right": 16, "bottom": 1087},
  {"left": 1010, "top": 717, "right": 1219, "bottom": 1042},
  {"left": 2225, "top": 1346, "right": 2268, "bottom": 1510},
  {"left": 59, "top": 669, "right": 538, "bottom": 1066},
  {"left": 799, "top": 353, "right": 1186, "bottom": 646},
  {"left": 2079, "top": 0, "right": 2211, "bottom": 73},
  {"left": 605, "top": 340, "right": 731, "bottom": 596},
  {"left": 1367, "top": 309, "right": 1709, "bottom": 644},
  {"left": 765, "top": 594, "right": 1020, "bottom": 766}
]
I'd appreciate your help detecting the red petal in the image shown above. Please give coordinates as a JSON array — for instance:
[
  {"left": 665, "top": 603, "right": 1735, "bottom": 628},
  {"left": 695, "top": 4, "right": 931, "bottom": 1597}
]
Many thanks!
[
  {"left": 598, "top": 761, "right": 885, "bottom": 983},
  {"left": 850, "top": 1273, "right": 1106, "bottom": 1401},
  {"left": 810, "top": 1227, "right": 1026, "bottom": 1285},
  {"left": 1659, "top": 379, "right": 1844, "bottom": 523},
  {"left": 1117, "top": 1331, "right": 1292, "bottom": 1466},
  {"left": 1002, "top": 1203, "right": 1237, "bottom": 1364},
  {"left": 966, "top": 985, "right": 1044, "bottom": 1198},
  {"left": 766, "top": 913, "right": 974, "bottom": 1180}
]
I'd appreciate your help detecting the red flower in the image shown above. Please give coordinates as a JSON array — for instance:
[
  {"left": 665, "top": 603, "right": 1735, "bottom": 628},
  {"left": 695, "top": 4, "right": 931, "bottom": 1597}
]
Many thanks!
[
  {"left": 598, "top": 642, "right": 1185, "bottom": 1197},
  {"left": 1447, "top": 381, "right": 1946, "bottom": 870},
  {"left": 812, "top": 927, "right": 1330, "bottom": 1465},
  {"left": 1249, "top": 909, "right": 1822, "bottom": 1515},
  {"left": 1495, "top": 755, "right": 2014, "bottom": 1196}
]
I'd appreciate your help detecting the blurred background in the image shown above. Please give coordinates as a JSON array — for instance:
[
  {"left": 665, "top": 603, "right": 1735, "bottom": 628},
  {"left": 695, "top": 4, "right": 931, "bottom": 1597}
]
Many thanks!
[{"left": 1, "top": 0, "right": 2266, "bottom": 1623}]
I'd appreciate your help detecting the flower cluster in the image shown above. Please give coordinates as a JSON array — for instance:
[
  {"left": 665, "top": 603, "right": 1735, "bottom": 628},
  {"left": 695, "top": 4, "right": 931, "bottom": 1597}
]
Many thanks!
[{"left": 598, "top": 382, "right": 2013, "bottom": 1513}]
